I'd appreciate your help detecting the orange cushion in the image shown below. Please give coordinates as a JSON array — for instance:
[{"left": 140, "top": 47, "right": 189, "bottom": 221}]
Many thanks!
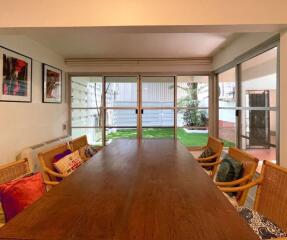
[{"left": 0, "top": 173, "right": 45, "bottom": 222}]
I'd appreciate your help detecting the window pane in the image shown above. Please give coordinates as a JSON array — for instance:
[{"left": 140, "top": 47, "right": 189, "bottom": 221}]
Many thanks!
[
  {"left": 177, "top": 108, "right": 208, "bottom": 128},
  {"left": 71, "top": 109, "right": 102, "bottom": 127},
  {"left": 71, "top": 76, "right": 103, "bottom": 108},
  {"left": 218, "top": 109, "right": 236, "bottom": 147},
  {"left": 71, "top": 128, "right": 102, "bottom": 146},
  {"left": 241, "top": 48, "right": 277, "bottom": 108},
  {"left": 106, "top": 109, "right": 137, "bottom": 127},
  {"left": 142, "top": 76, "right": 174, "bottom": 107},
  {"left": 105, "top": 76, "right": 137, "bottom": 107},
  {"left": 142, "top": 109, "right": 174, "bottom": 127},
  {"left": 218, "top": 68, "right": 236, "bottom": 108},
  {"left": 177, "top": 76, "right": 209, "bottom": 108},
  {"left": 177, "top": 109, "right": 208, "bottom": 147},
  {"left": 106, "top": 128, "right": 137, "bottom": 143}
]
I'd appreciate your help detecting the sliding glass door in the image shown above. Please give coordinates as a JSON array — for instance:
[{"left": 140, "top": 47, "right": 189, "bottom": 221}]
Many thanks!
[
  {"left": 239, "top": 47, "right": 278, "bottom": 164},
  {"left": 70, "top": 76, "right": 103, "bottom": 146},
  {"left": 141, "top": 76, "right": 175, "bottom": 139},
  {"left": 176, "top": 76, "right": 209, "bottom": 147},
  {"left": 217, "top": 68, "right": 237, "bottom": 147},
  {"left": 216, "top": 46, "right": 279, "bottom": 167},
  {"left": 104, "top": 76, "right": 138, "bottom": 143},
  {"left": 70, "top": 74, "right": 210, "bottom": 147}
]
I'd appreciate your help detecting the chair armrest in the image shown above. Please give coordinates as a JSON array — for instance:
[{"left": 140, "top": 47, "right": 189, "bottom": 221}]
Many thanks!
[
  {"left": 199, "top": 160, "right": 222, "bottom": 167},
  {"left": 44, "top": 168, "right": 67, "bottom": 178},
  {"left": 194, "top": 154, "right": 218, "bottom": 162},
  {"left": 219, "top": 177, "right": 263, "bottom": 193},
  {"left": 189, "top": 146, "right": 207, "bottom": 151},
  {"left": 215, "top": 174, "right": 252, "bottom": 187},
  {"left": 44, "top": 180, "right": 59, "bottom": 186}
]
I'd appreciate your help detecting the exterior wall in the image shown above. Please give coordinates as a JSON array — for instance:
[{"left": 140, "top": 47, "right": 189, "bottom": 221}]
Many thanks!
[{"left": 0, "top": 35, "right": 68, "bottom": 164}]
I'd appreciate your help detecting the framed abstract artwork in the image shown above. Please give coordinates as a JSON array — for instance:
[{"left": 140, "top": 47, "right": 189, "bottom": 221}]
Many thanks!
[
  {"left": 0, "top": 46, "right": 32, "bottom": 102},
  {"left": 42, "top": 64, "right": 62, "bottom": 103}
]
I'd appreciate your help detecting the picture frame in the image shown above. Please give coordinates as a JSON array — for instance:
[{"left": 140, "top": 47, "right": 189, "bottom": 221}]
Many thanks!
[
  {"left": 0, "top": 46, "right": 32, "bottom": 102},
  {"left": 42, "top": 64, "right": 62, "bottom": 103}
]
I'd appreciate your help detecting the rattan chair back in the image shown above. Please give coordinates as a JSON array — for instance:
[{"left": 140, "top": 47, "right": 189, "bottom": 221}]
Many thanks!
[
  {"left": 69, "top": 135, "right": 88, "bottom": 152},
  {"left": 254, "top": 161, "right": 287, "bottom": 232},
  {"left": 228, "top": 147, "right": 259, "bottom": 205}
]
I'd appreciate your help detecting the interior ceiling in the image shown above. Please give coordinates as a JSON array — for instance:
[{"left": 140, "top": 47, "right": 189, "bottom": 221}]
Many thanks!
[{"left": 0, "top": 27, "right": 242, "bottom": 59}]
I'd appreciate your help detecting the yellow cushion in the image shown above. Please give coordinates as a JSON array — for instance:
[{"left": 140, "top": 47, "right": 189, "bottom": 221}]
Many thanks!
[{"left": 53, "top": 151, "right": 83, "bottom": 175}]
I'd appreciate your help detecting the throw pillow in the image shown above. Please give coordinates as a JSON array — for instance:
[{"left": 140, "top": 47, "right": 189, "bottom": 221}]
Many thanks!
[
  {"left": 216, "top": 153, "right": 243, "bottom": 182},
  {"left": 199, "top": 147, "right": 214, "bottom": 159},
  {"left": 53, "top": 151, "right": 83, "bottom": 176},
  {"left": 0, "top": 172, "right": 45, "bottom": 222},
  {"left": 79, "top": 145, "right": 97, "bottom": 162},
  {"left": 198, "top": 147, "right": 215, "bottom": 170}
]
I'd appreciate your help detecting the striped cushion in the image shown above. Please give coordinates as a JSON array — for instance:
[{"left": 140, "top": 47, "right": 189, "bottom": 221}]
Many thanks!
[{"left": 53, "top": 151, "right": 83, "bottom": 175}]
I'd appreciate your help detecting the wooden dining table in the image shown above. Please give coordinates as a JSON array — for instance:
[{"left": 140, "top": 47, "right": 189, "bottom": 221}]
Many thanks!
[{"left": 0, "top": 139, "right": 258, "bottom": 240}]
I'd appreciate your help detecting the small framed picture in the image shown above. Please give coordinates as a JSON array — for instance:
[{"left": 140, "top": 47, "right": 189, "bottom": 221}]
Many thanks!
[
  {"left": 0, "top": 46, "right": 32, "bottom": 102},
  {"left": 42, "top": 64, "right": 62, "bottom": 103}
]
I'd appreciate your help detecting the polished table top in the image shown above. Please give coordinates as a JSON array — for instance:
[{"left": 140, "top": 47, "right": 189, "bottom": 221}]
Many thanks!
[{"left": 0, "top": 139, "right": 258, "bottom": 240}]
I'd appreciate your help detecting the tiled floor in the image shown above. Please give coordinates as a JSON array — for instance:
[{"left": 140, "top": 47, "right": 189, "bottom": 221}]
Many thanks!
[{"left": 244, "top": 148, "right": 276, "bottom": 173}]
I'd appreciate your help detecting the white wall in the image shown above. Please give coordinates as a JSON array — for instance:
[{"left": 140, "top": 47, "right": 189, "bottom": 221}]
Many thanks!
[
  {"left": 213, "top": 33, "right": 276, "bottom": 70},
  {"left": 0, "top": 35, "right": 68, "bottom": 164}
]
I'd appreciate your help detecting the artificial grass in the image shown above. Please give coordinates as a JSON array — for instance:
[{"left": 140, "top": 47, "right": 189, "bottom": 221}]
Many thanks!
[{"left": 107, "top": 128, "right": 235, "bottom": 147}]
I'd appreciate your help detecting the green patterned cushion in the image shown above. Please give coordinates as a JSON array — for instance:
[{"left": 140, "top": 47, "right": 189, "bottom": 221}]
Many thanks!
[
  {"left": 198, "top": 147, "right": 215, "bottom": 170},
  {"left": 199, "top": 147, "right": 214, "bottom": 159},
  {"left": 216, "top": 153, "right": 243, "bottom": 182}
]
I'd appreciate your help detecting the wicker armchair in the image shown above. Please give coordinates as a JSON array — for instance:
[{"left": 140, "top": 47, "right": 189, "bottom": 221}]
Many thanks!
[
  {"left": 0, "top": 158, "right": 31, "bottom": 185},
  {"left": 191, "top": 136, "right": 224, "bottom": 177},
  {"left": 220, "top": 161, "right": 287, "bottom": 237},
  {"left": 0, "top": 159, "right": 31, "bottom": 227},
  {"left": 215, "top": 147, "right": 259, "bottom": 206},
  {"left": 38, "top": 143, "right": 70, "bottom": 185},
  {"left": 69, "top": 135, "right": 88, "bottom": 152}
]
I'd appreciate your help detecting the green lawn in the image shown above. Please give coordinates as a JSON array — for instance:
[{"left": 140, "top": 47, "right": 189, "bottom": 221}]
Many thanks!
[{"left": 107, "top": 128, "right": 235, "bottom": 147}]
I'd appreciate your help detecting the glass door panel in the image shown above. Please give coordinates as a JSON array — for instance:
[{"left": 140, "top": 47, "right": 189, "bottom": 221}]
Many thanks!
[
  {"left": 142, "top": 76, "right": 174, "bottom": 107},
  {"left": 141, "top": 109, "right": 174, "bottom": 139},
  {"left": 104, "top": 76, "right": 138, "bottom": 144},
  {"left": 176, "top": 76, "right": 209, "bottom": 147},
  {"left": 218, "top": 68, "right": 237, "bottom": 146},
  {"left": 240, "top": 47, "right": 278, "bottom": 165},
  {"left": 71, "top": 76, "right": 103, "bottom": 146},
  {"left": 105, "top": 76, "right": 138, "bottom": 107},
  {"left": 141, "top": 76, "right": 175, "bottom": 139}
]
